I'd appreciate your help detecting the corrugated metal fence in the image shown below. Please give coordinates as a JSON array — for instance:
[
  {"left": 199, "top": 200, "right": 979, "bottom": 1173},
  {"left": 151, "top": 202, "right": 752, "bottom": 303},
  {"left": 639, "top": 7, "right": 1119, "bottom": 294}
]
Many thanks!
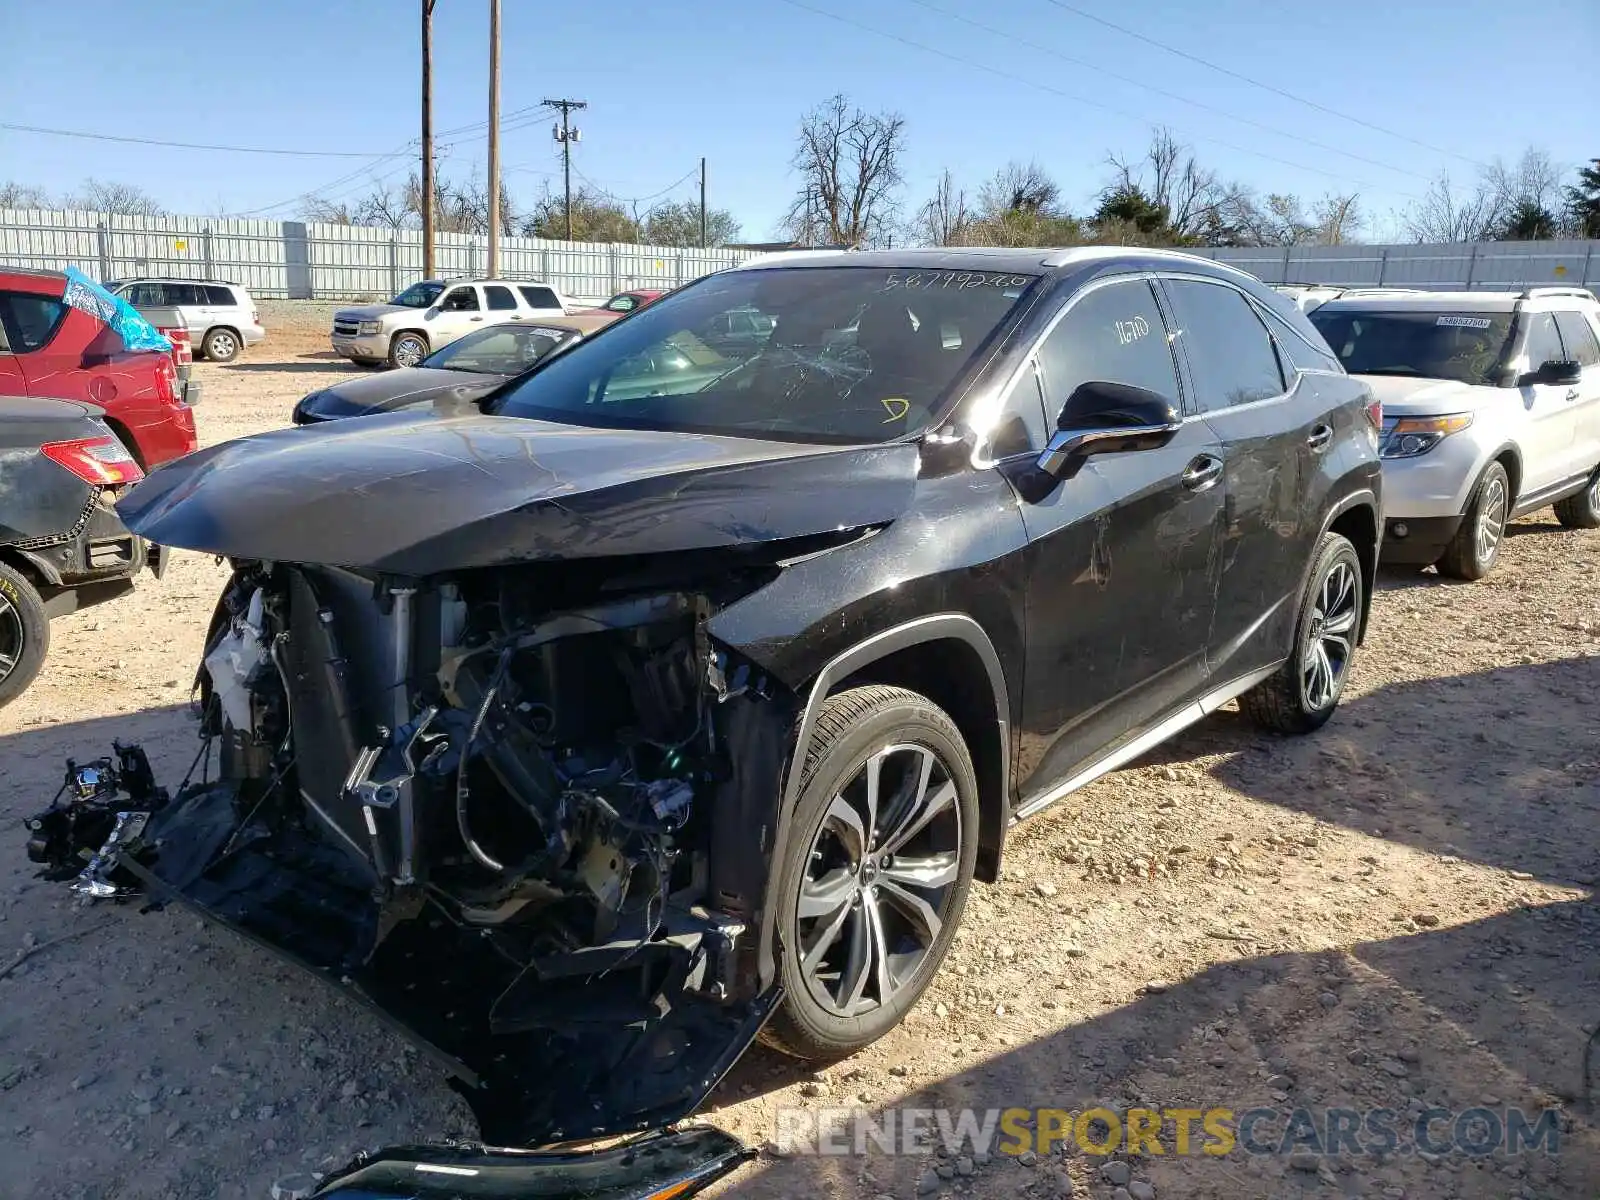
[
  {"left": 3, "top": 208, "right": 1596, "bottom": 298},
  {"left": 0, "top": 208, "right": 756, "bottom": 304},
  {"left": 1197, "top": 240, "right": 1598, "bottom": 290}
]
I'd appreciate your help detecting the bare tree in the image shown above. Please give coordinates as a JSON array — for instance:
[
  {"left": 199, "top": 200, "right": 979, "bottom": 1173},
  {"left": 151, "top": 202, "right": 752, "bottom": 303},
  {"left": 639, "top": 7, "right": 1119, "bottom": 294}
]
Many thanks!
[
  {"left": 1105, "top": 129, "right": 1223, "bottom": 241},
  {"left": 65, "top": 178, "right": 165, "bottom": 216},
  {"left": 302, "top": 196, "right": 359, "bottom": 225},
  {"left": 783, "top": 94, "right": 907, "bottom": 247},
  {"left": 353, "top": 179, "right": 415, "bottom": 230},
  {"left": 0, "top": 180, "right": 53, "bottom": 208},
  {"left": 914, "top": 170, "right": 972, "bottom": 246},
  {"left": 978, "top": 161, "right": 1060, "bottom": 217},
  {"left": 1314, "top": 193, "right": 1364, "bottom": 245},
  {"left": 1401, "top": 172, "right": 1505, "bottom": 243},
  {"left": 1484, "top": 148, "right": 1564, "bottom": 217}
]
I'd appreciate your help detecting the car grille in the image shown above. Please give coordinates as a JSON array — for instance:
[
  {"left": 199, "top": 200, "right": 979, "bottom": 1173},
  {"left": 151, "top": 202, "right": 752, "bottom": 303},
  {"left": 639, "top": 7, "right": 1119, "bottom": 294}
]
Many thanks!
[{"left": 333, "top": 319, "right": 361, "bottom": 336}]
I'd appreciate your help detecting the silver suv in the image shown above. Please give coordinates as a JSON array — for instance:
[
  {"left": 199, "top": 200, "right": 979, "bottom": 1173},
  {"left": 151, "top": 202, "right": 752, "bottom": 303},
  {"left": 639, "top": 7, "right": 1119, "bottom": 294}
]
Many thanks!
[
  {"left": 107, "top": 278, "right": 265, "bottom": 363},
  {"left": 331, "top": 278, "right": 572, "bottom": 368}
]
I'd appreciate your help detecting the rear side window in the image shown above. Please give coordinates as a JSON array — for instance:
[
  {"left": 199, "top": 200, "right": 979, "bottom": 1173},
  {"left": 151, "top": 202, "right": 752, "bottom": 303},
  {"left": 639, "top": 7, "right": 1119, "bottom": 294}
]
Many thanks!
[
  {"left": 164, "top": 283, "right": 203, "bottom": 306},
  {"left": 1163, "top": 279, "right": 1286, "bottom": 412},
  {"left": 1554, "top": 311, "right": 1600, "bottom": 367},
  {"left": 0, "top": 292, "right": 67, "bottom": 352},
  {"left": 519, "top": 286, "right": 562, "bottom": 310},
  {"left": 1035, "top": 279, "right": 1182, "bottom": 414},
  {"left": 203, "top": 284, "right": 236, "bottom": 306},
  {"left": 483, "top": 285, "right": 518, "bottom": 311},
  {"left": 1522, "top": 313, "right": 1565, "bottom": 371},
  {"left": 1259, "top": 306, "right": 1343, "bottom": 373}
]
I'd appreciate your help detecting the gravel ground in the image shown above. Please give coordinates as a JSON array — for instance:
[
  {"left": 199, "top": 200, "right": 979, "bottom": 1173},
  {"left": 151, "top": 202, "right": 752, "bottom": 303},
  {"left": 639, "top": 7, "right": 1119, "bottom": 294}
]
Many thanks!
[{"left": 1, "top": 311, "right": 1597, "bottom": 1199}]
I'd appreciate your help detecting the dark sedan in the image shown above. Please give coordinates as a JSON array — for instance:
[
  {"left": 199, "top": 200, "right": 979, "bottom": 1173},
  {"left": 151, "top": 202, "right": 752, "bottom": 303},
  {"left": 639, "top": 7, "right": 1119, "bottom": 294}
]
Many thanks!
[{"left": 292, "top": 322, "right": 582, "bottom": 424}]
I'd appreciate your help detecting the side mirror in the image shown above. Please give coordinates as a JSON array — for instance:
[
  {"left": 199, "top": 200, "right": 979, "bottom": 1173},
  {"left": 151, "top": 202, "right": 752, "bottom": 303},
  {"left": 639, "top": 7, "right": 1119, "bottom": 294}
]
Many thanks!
[
  {"left": 1036, "top": 381, "right": 1183, "bottom": 478},
  {"left": 1531, "top": 358, "right": 1582, "bottom": 387}
]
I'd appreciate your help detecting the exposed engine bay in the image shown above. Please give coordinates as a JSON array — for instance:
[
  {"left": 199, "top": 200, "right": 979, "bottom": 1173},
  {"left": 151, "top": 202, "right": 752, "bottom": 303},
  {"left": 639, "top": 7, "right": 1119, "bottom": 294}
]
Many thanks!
[{"left": 26, "top": 556, "right": 802, "bottom": 1146}]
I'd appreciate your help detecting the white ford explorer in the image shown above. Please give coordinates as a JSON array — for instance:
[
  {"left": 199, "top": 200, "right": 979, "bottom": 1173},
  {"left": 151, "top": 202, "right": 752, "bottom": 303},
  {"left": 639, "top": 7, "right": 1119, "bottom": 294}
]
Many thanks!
[{"left": 1309, "top": 287, "right": 1600, "bottom": 579}]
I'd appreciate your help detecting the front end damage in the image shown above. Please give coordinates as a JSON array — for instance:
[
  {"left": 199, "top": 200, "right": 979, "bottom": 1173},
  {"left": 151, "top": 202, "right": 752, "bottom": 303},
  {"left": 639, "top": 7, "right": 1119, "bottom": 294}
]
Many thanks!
[{"left": 27, "top": 551, "right": 806, "bottom": 1149}]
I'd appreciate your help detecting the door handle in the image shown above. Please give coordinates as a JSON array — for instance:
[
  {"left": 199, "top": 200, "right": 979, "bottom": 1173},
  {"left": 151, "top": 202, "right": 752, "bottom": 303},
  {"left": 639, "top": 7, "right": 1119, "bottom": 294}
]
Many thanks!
[
  {"left": 1306, "top": 423, "right": 1334, "bottom": 452},
  {"left": 469, "top": 316, "right": 484, "bottom": 322},
  {"left": 1181, "top": 454, "right": 1223, "bottom": 491},
  {"left": 1566, "top": 388, "right": 1581, "bottom": 402}
]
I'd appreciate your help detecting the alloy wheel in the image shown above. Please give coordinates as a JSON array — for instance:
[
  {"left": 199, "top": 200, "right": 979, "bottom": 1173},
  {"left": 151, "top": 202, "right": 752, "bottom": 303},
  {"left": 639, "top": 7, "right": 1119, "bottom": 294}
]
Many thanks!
[
  {"left": 394, "top": 337, "right": 426, "bottom": 367},
  {"left": 1302, "top": 559, "right": 1358, "bottom": 710},
  {"left": 0, "top": 590, "right": 22, "bottom": 685},
  {"left": 796, "top": 743, "right": 963, "bottom": 1018},
  {"left": 1475, "top": 474, "right": 1507, "bottom": 563},
  {"left": 209, "top": 331, "right": 238, "bottom": 359}
]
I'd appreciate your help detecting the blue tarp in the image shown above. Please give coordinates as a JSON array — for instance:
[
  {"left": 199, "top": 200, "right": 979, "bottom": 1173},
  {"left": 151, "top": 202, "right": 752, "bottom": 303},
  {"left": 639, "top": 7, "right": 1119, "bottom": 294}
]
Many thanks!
[{"left": 62, "top": 267, "right": 171, "bottom": 354}]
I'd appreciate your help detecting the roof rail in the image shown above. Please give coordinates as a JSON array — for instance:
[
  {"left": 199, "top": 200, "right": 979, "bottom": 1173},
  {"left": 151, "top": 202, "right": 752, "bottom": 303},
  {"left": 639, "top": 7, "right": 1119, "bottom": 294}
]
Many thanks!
[{"left": 1520, "top": 286, "right": 1596, "bottom": 301}]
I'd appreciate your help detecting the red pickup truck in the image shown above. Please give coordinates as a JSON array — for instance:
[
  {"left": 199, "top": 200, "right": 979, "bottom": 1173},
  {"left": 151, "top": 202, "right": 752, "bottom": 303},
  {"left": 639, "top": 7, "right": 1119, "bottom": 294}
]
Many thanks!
[{"left": 0, "top": 268, "right": 197, "bottom": 468}]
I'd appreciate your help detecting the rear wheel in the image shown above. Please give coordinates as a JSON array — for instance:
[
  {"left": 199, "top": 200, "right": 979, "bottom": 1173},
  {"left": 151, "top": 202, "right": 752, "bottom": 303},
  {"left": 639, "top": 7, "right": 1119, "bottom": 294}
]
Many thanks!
[
  {"left": 1241, "top": 532, "right": 1362, "bottom": 735},
  {"left": 1553, "top": 468, "right": 1600, "bottom": 529},
  {"left": 1437, "top": 461, "right": 1510, "bottom": 580},
  {"left": 763, "top": 685, "right": 979, "bottom": 1061},
  {"left": 0, "top": 562, "right": 49, "bottom": 709},
  {"left": 202, "top": 326, "right": 241, "bottom": 363},
  {"left": 388, "top": 332, "right": 428, "bottom": 368}
]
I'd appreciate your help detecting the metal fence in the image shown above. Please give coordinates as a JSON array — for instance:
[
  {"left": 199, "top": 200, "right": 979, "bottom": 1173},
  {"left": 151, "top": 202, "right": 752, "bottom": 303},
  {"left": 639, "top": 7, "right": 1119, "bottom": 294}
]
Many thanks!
[
  {"left": 3, "top": 208, "right": 1596, "bottom": 299},
  {"left": 1197, "top": 240, "right": 1599, "bottom": 291},
  {"left": 0, "top": 208, "right": 758, "bottom": 304}
]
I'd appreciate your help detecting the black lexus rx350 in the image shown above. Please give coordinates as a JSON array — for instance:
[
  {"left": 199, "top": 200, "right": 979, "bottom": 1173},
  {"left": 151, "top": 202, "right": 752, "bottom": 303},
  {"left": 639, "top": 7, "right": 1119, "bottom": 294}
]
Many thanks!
[{"left": 85, "top": 248, "right": 1381, "bottom": 1145}]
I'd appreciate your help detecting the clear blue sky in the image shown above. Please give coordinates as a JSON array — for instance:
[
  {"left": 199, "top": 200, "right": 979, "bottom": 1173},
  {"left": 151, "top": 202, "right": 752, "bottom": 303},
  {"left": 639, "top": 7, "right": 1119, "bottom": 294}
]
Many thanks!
[{"left": 4, "top": 0, "right": 1596, "bottom": 240}]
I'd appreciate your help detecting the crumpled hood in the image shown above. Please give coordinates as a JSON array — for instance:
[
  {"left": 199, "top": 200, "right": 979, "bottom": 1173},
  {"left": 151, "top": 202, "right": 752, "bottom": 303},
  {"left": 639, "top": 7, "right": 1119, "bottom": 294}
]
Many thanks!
[
  {"left": 297, "top": 367, "right": 509, "bottom": 421},
  {"left": 1356, "top": 374, "right": 1495, "bottom": 416},
  {"left": 118, "top": 411, "right": 920, "bottom": 575}
]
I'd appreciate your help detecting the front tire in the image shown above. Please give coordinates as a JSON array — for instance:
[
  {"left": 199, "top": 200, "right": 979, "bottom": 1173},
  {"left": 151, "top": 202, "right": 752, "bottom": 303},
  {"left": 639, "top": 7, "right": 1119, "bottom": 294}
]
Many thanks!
[
  {"left": 387, "top": 332, "right": 429, "bottom": 369},
  {"left": 1241, "top": 532, "right": 1362, "bottom": 735},
  {"left": 0, "top": 563, "right": 50, "bottom": 709},
  {"left": 202, "top": 326, "right": 241, "bottom": 363},
  {"left": 1553, "top": 468, "right": 1600, "bottom": 529},
  {"left": 763, "top": 685, "right": 979, "bottom": 1061},
  {"left": 1437, "top": 461, "right": 1509, "bottom": 580}
]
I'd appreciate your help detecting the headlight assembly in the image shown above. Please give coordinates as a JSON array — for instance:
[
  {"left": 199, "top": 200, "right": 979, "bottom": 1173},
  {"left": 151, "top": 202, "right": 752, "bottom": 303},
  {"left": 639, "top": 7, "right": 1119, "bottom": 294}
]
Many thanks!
[{"left": 1381, "top": 413, "right": 1473, "bottom": 459}]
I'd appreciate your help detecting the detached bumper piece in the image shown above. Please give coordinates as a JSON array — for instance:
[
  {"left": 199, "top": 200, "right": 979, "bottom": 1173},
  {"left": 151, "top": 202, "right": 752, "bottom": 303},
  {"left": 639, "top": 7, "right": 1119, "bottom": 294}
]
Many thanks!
[{"left": 307, "top": 1127, "right": 752, "bottom": 1200}]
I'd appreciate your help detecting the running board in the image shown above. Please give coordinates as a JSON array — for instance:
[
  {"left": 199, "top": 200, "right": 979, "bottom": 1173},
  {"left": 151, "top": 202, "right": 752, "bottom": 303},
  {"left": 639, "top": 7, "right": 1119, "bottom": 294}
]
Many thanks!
[{"left": 1012, "top": 662, "right": 1281, "bottom": 822}]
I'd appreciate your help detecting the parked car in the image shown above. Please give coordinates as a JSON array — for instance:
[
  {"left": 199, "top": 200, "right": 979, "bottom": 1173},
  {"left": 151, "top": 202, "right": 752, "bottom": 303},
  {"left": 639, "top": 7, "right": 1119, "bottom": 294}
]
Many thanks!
[
  {"left": 105, "top": 277, "right": 264, "bottom": 363},
  {"left": 582, "top": 288, "right": 668, "bottom": 317},
  {"left": 293, "top": 322, "right": 583, "bottom": 424},
  {"left": 1310, "top": 286, "right": 1600, "bottom": 578},
  {"left": 331, "top": 278, "right": 572, "bottom": 368},
  {"left": 39, "top": 248, "right": 1380, "bottom": 1149},
  {"left": 0, "top": 268, "right": 196, "bottom": 468},
  {"left": 0, "top": 397, "right": 156, "bottom": 707}
]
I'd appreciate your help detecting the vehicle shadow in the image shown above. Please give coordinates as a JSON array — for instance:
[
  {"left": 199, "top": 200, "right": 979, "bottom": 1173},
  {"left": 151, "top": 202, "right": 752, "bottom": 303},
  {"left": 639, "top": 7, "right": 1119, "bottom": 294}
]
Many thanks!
[
  {"left": 722, "top": 897, "right": 1599, "bottom": 1198},
  {"left": 217, "top": 360, "right": 365, "bottom": 374},
  {"left": 1134, "top": 658, "right": 1599, "bottom": 887}
]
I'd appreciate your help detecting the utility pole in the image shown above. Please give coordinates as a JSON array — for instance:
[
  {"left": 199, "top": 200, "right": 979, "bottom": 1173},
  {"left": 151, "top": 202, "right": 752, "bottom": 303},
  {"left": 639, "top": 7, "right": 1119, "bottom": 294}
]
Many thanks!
[
  {"left": 542, "top": 98, "right": 587, "bottom": 241},
  {"left": 421, "top": 0, "right": 437, "bottom": 277},
  {"left": 699, "top": 157, "right": 707, "bottom": 248},
  {"left": 486, "top": 0, "right": 501, "bottom": 274}
]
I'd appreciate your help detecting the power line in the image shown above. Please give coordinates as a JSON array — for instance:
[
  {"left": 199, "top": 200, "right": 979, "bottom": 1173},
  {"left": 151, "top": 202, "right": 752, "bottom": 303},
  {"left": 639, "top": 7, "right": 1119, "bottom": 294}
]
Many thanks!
[
  {"left": 0, "top": 121, "right": 414, "bottom": 160},
  {"left": 775, "top": 0, "right": 1408, "bottom": 193},
  {"left": 572, "top": 164, "right": 702, "bottom": 207},
  {"left": 1038, "top": 0, "right": 1486, "bottom": 169},
  {"left": 903, "top": 0, "right": 1430, "bottom": 182}
]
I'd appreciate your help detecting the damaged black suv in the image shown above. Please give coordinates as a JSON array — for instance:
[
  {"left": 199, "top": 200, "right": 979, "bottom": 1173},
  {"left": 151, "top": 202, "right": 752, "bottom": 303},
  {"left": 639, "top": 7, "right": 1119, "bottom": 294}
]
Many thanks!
[{"left": 47, "top": 248, "right": 1381, "bottom": 1147}]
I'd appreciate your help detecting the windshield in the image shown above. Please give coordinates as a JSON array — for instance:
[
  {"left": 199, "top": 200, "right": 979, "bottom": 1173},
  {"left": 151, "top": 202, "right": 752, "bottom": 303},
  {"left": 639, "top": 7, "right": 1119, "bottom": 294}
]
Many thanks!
[
  {"left": 421, "top": 323, "right": 575, "bottom": 374},
  {"left": 488, "top": 266, "right": 1038, "bottom": 442},
  {"left": 1309, "top": 308, "right": 1514, "bottom": 386},
  {"left": 392, "top": 282, "right": 446, "bottom": 309}
]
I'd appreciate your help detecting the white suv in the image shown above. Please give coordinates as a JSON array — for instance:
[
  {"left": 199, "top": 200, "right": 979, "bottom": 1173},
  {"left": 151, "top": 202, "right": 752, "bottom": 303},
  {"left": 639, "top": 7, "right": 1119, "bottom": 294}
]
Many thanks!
[
  {"left": 331, "top": 278, "right": 571, "bottom": 368},
  {"left": 108, "top": 278, "right": 265, "bottom": 363},
  {"left": 1310, "top": 287, "right": 1600, "bottom": 578}
]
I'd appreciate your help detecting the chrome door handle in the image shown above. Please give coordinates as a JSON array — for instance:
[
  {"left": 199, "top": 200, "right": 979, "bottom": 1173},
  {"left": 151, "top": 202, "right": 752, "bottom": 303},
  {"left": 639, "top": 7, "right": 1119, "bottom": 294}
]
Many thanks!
[
  {"left": 1567, "top": 388, "right": 1581, "bottom": 402},
  {"left": 1181, "top": 454, "right": 1223, "bottom": 491},
  {"left": 1306, "top": 424, "right": 1334, "bottom": 451}
]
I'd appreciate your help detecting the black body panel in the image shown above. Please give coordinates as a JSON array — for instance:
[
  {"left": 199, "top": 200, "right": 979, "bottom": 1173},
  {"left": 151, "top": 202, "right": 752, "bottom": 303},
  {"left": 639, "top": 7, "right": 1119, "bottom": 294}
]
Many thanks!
[{"left": 292, "top": 368, "right": 508, "bottom": 424}]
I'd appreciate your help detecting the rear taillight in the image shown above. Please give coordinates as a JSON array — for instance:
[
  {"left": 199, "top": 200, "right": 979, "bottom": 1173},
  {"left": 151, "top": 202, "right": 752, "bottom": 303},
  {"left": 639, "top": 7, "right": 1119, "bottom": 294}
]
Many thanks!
[
  {"left": 41, "top": 437, "right": 145, "bottom": 486},
  {"left": 157, "top": 326, "right": 193, "bottom": 368},
  {"left": 153, "top": 354, "right": 178, "bottom": 405},
  {"left": 1364, "top": 398, "right": 1383, "bottom": 430}
]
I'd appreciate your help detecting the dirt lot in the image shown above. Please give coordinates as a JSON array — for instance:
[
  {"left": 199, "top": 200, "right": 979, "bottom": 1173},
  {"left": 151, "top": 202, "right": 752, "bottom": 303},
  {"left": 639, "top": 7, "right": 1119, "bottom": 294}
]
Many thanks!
[{"left": 1, "top": 305, "right": 1597, "bottom": 1199}]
